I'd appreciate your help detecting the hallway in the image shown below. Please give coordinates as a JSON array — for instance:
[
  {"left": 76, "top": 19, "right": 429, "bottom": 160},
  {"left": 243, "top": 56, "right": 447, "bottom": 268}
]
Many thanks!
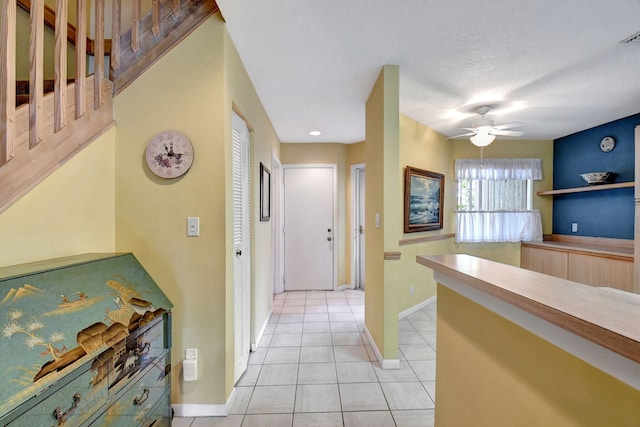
[{"left": 173, "top": 290, "right": 437, "bottom": 426}]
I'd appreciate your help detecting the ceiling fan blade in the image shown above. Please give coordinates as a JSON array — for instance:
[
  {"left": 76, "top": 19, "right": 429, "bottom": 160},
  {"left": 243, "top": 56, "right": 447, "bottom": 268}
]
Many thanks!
[
  {"left": 491, "top": 129, "right": 523, "bottom": 137},
  {"left": 448, "top": 132, "right": 476, "bottom": 139},
  {"left": 493, "top": 121, "right": 522, "bottom": 130}
]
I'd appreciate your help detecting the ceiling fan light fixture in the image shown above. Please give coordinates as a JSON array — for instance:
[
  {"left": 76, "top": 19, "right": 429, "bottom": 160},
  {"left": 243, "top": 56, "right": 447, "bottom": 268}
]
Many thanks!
[{"left": 470, "top": 128, "right": 496, "bottom": 147}]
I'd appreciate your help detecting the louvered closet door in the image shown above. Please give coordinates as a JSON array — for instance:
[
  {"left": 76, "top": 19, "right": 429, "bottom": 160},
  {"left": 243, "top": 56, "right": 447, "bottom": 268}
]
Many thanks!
[{"left": 232, "top": 111, "right": 251, "bottom": 384}]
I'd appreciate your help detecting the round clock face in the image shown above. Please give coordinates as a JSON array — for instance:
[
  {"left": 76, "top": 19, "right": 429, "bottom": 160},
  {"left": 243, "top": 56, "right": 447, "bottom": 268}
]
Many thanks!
[
  {"left": 145, "top": 131, "right": 194, "bottom": 178},
  {"left": 600, "top": 136, "right": 615, "bottom": 152}
]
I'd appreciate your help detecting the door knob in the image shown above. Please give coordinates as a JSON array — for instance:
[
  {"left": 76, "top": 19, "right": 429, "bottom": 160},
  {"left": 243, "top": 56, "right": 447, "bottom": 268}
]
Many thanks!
[
  {"left": 327, "top": 236, "right": 332, "bottom": 241},
  {"left": 327, "top": 228, "right": 332, "bottom": 232},
  {"left": 236, "top": 249, "right": 242, "bottom": 256}
]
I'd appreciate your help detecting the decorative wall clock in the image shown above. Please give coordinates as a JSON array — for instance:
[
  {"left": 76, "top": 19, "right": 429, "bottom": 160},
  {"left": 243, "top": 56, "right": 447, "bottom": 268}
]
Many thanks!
[
  {"left": 145, "top": 130, "right": 194, "bottom": 178},
  {"left": 599, "top": 136, "right": 615, "bottom": 153}
]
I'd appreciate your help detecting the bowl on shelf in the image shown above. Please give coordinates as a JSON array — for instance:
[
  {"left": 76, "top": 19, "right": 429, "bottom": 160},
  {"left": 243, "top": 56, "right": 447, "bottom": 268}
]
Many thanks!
[{"left": 580, "top": 171, "right": 615, "bottom": 186}]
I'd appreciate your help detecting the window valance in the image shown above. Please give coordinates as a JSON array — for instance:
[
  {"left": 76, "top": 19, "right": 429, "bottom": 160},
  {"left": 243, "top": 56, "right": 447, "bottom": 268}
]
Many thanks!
[{"left": 455, "top": 158, "right": 542, "bottom": 181}]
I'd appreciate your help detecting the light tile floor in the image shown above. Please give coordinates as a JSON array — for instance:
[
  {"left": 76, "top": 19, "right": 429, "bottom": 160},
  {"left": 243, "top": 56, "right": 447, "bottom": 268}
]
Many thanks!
[{"left": 173, "top": 289, "right": 437, "bottom": 427}]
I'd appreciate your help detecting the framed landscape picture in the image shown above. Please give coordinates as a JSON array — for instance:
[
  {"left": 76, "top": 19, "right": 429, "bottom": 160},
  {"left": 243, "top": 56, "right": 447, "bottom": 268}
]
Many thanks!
[{"left": 404, "top": 166, "right": 444, "bottom": 233}]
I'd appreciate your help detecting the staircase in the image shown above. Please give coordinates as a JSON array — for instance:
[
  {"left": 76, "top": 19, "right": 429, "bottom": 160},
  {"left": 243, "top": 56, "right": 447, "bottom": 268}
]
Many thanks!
[{"left": 0, "top": 0, "right": 219, "bottom": 214}]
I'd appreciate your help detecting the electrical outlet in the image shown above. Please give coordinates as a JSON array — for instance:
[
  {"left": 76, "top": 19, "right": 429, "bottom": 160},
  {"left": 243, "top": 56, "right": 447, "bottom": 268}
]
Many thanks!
[
  {"left": 185, "top": 348, "right": 198, "bottom": 359},
  {"left": 571, "top": 223, "right": 578, "bottom": 233},
  {"left": 409, "top": 285, "right": 415, "bottom": 296}
]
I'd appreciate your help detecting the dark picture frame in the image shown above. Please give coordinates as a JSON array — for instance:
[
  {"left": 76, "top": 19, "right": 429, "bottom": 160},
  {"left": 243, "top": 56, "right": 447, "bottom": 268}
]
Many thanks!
[
  {"left": 260, "top": 162, "right": 271, "bottom": 221},
  {"left": 404, "top": 166, "right": 444, "bottom": 233}
]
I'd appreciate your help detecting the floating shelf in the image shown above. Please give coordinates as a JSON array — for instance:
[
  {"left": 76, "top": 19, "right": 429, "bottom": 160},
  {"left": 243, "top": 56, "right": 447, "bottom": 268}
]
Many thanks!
[{"left": 537, "top": 182, "right": 634, "bottom": 196}]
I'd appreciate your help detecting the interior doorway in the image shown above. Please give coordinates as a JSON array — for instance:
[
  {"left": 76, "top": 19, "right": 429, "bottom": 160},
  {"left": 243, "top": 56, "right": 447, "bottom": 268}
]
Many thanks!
[
  {"left": 272, "top": 156, "right": 284, "bottom": 294},
  {"left": 351, "top": 164, "right": 365, "bottom": 289},
  {"left": 283, "top": 164, "right": 336, "bottom": 291}
]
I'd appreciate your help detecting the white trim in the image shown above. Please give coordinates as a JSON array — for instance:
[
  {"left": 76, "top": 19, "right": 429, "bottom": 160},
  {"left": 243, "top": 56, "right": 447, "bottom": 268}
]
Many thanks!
[
  {"left": 398, "top": 296, "right": 437, "bottom": 319},
  {"left": 363, "top": 325, "right": 400, "bottom": 370},
  {"left": 350, "top": 163, "right": 365, "bottom": 290},
  {"left": 251, "top": 309, "right": 273, "bottom": 352},
  {"left": 172, "top": 388, "right": 237, "bottom": 417},
  {"left": 271, "top": 154, "right": 284, "bottom": 294},
  {"left": 435, "top": 271, "right": 640, "bottom": 392},
  {"left": 282, "top": 163, "right": 338, "bottom": 290}
]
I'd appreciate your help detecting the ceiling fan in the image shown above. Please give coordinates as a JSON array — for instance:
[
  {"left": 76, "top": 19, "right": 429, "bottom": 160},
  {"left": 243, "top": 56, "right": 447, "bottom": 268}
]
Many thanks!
[{"left": 452, "top": 106, "right": 523, "bottom": 147}]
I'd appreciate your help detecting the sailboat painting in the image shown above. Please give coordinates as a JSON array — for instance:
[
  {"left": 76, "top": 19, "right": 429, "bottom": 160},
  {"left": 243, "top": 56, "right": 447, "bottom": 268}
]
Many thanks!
[{"left": 404, "top": 166, "right": 444, "bottom": 233}]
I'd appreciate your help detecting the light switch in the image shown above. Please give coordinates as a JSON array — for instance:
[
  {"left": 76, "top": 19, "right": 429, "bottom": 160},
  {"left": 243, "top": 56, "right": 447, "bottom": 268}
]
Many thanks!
[
  {"left": 375, "top": 213, "right": 380, "bottom": 228},
  {"left": 187, "top": 217, "right": 200, "bottom": 237}
]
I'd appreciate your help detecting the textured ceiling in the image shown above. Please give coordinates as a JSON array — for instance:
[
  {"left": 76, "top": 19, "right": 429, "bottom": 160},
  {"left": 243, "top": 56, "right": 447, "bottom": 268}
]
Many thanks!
[{"left": 216, "top": 0, "right": 640, "bottom": 143}]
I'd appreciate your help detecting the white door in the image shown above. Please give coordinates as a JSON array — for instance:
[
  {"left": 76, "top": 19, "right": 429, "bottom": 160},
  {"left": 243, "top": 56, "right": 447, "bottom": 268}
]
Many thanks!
[
  {"left": 232, "top": 112, "right": 251, "bottom": 384},
  {"left": 283, "top": 165, "right": 335, "bottom": 291},
  {"left": 356, "top": 167, "right": 366, "bottom": 289}
]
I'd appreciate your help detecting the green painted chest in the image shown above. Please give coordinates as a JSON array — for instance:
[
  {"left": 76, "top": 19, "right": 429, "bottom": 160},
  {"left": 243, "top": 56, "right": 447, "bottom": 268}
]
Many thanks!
[{"left": 0, "top": 253, "right": 173, "bottom": 426}]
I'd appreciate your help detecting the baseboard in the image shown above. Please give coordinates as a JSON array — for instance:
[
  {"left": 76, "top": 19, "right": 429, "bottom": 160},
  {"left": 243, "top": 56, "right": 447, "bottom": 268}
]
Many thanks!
[
  {"left": 172, "top": 387, "right": 236, "bottom": 417},
  {"left": 398, "top": 295, "right": 437, "bottom": 320},
  {"left": 251, "top": 309, "right": 273, "bottom": 352},
  {"left": 363, "top": 325, "right": 400, "bottom": 370},
  {"left": 336, "top": 284, "right": 352, "bottom": 290}
]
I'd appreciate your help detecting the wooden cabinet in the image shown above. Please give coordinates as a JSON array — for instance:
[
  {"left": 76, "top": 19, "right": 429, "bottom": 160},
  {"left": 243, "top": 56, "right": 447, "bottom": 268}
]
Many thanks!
[
  {"left": 568, "top": 253, "right": 634, "bottom": 292},
  {"left": 521, "top": 236, "right": 634, "bottom": 292},
  {"left": 520, "top": 245, "right": 568, "bottom": 279},
  {"left": 0, "top": 253, "right": 173, "bottom": 427}
]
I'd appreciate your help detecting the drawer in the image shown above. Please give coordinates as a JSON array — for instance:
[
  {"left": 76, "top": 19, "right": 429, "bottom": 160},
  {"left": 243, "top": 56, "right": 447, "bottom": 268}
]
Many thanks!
[
  {"left": 107, "top": 316, "right": 169, "bottom": 395},
  {"left": 92, "top": 354, "right": 171, "bottom": 426},
  {"left": 6, "top": 363, "right": 108, "bottom": 427}
]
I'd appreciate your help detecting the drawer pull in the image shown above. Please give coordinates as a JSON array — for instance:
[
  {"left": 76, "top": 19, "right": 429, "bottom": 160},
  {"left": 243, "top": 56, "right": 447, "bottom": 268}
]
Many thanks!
[
  {"left": 53, "top": 393, "right": 81, "bottom": 424},
  {"left": 133, "top": 388, "right": 150, "bottom": 406}
]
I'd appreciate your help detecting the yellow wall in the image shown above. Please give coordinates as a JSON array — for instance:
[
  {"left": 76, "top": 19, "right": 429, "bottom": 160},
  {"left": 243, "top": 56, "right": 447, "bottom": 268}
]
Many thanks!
[
  {"left": 114, "top": 14, "right": 279, "bottom": 405},
  {"left": 0, "top": 128, "right": 116, "bottom": 267},
  {"left": 114, "top": 18, "right": 227, "bottom": 405},
  {"left": 364, "top": 65, "right": 401, "bottom": 359},
  {"left": 393, "top": 114, "right": 456, "bottom": 313},
  {"left": 223, "top": 28, "right": 281, "bottom": 395},
  {"left": 436, "top": 284, "right": 640, "bottom": 426}
]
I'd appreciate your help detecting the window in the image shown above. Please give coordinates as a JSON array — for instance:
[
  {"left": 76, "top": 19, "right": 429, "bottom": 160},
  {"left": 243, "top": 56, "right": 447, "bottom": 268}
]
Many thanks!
[{"left": 455, "top": 158, "right": 543, "bottom": 243}]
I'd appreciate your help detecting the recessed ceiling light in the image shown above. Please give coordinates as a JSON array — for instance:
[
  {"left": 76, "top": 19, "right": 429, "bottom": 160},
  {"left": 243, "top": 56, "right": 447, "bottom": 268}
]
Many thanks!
[{"left": 309, "top": 131, "right": 322, "bottom": 136}]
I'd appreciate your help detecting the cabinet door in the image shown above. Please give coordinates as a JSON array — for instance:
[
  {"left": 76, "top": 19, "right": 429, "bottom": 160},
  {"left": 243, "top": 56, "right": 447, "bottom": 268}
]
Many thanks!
[
  {"left": 521, "top": 246, "right": 568, "bottom": 279},
  {"left": 568, "top": 253, "right": 633, "bottom": 292}
]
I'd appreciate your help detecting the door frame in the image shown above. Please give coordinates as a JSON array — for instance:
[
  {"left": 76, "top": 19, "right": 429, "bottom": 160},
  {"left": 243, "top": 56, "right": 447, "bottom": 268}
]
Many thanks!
[
  {"left": 281, "top": 163, "right": 338, "bottom": 291},
  {"left": 272, "top": 155, "right": 284, "bottom": 294},
  {"left": 351, "top": 163, "right": 365, "bottom": 289},
  {"left": 232, "top": 110, "right": 251, "bottom": 385}
]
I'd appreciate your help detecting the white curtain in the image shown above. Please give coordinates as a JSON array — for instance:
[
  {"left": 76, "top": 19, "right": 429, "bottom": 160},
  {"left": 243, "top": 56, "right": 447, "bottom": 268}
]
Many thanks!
[
  {"left": 455, "top": 158, "right": 542, "bottom": 181},
  {"left": 456, "top": 211, "right": 543, "bottom": 243},
  {"left": 455, "top": 158, "right": 543, "bottom": 243}
]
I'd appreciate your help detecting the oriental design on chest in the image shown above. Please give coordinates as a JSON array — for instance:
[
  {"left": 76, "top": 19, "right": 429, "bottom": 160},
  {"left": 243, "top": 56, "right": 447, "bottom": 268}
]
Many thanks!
[{"left": 0, "top": 253, "right": 173, "bottom": 426}]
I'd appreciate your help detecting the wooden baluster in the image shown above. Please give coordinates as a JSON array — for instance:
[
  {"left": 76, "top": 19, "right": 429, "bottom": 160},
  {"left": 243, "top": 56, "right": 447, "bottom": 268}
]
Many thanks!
[
  {"left": 29, "top": 0, "right": 44, "bottom": 148},
  {"left": 0, "top": 0, "right": 16, "bottom": 165},
  {"left": 152, "top": 0, "right": 160, "bottom": 35},
  {"left": 111, "top": 0, "right": 121, "bottom": 71},
  {"left": 173, "top": 0, "right": 182, "bottom": 18},
  {"left": 75, "top": 0, "right": 86, "bottom": 118},
  {"left": 54, "top": 0, "right": 67, "bottom": 132},
  {"left": 94, "top": 0, "right": 104, "bottom": 109},
  {"left": 131, "top": 0, "right": 140, "bottom": 52}
]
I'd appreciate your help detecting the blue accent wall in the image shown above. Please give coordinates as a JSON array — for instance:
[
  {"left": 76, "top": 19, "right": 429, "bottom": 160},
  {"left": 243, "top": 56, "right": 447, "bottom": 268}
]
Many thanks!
[{"left": 553, "top": 113, "right": 639, "bottom": 239}]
